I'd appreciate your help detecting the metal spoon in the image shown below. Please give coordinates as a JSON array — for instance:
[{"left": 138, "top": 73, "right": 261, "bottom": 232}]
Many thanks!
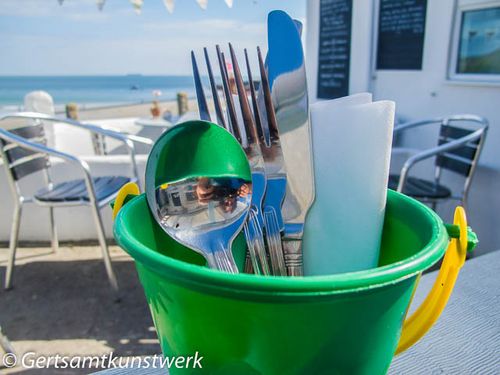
[{"left": 145, "top": 120, "right": 253, "bottom": 273}]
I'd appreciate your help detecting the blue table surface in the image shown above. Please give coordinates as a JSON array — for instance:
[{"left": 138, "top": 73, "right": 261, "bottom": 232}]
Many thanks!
[{"left": 95, "top": 250, "right": 500, "bottom": 374}]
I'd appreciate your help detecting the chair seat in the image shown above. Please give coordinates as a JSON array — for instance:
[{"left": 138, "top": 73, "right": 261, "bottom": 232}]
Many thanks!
[
  {"left": 388, "top": 175, "right": 452, "bottom": 199},
  {"left": 35, "top": 176, "right": 130, "bottom": 203}
]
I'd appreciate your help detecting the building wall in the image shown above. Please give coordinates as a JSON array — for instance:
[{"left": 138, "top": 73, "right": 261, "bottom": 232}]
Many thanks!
[
  {"left": 306, "top": 0, "right": 500, "bottom": 254},
  {"left": 306, "top": 0, "right": 374, "bottom": 100}
]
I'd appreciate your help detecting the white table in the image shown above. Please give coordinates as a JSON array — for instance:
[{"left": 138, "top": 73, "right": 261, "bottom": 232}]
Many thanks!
[
  {"left": 94, "top": 117, "right": 169, "bottom": 153},
  {"left": 134, "top": 117, "right": 172, "bottom": 129},
  {"left": 95, "top": 251, "right": 500, "bottom": 374}
]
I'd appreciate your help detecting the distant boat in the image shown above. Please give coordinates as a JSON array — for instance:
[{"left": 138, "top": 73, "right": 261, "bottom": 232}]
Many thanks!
[{"left": 130, "top": 84, "right": 140, "bottom": 90}]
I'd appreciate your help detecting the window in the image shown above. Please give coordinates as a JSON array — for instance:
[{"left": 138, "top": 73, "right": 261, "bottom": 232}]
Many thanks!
[{"left": 449, "top": 2, "right": 500, "bottom": 82}]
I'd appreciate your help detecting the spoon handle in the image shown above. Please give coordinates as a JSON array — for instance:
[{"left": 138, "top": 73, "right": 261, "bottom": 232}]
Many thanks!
[
  {"left": 264, "top": 206, "right": 287, "bottom": 276},
  {"left": 243, "top": 221, "right": 262, "bottom": 274},
  {"left": 245, "top": 208, "right": 271, "bottom": 275},
  {"left": 207, "top": 249, "right": 239, "bottom": 274}
]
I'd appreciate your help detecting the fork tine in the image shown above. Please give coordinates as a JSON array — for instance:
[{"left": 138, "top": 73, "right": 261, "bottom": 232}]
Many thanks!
[
  {"left": 229, "top": 43, "right": 259, "bottom": 148},
  {"left": 257, "top": 46, "right": 280, "bottom": 143},
  {"left": 203, "top": 47, "right": 226, "bottom": 129},
  {"left": 244, "top": 49, "right": 266, "bottom": 146},
  {"left": 221, "top": 50, "right": 243, "bottom": 140},
  {"left": 216, "top": 45, "right": 242, "bottom": 143},
  {"left": 220, "top": 51, "right": 230, "bottom": 85},
  {"left": 191, "top": 51, "right": 211, "bottom": 122}
]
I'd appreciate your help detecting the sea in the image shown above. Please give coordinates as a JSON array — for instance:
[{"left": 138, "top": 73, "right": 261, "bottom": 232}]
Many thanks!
[{"left": 0, "top": 75, "right": 196, "bottom": 111}]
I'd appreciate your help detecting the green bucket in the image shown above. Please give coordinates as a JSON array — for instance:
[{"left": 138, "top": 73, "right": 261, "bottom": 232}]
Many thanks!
[{"left": 113, "top": 189, "right": 467, "bottom": 374}]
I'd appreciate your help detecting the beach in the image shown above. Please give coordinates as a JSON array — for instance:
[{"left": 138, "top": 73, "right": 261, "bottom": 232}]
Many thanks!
[
  {"left": 71, "top": 99, "right": 198, "bottom": 121},
  {"left": 0, "top": 75, "right": 200, "bottom": 125}
]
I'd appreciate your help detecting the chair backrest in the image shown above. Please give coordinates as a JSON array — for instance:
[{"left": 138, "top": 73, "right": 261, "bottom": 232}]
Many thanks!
[
  {"left": 435, "top": 115, "right": 488, "bottom": 182},
  {"left": 0, "top": 122, "right": 50, "bottom": 182}
]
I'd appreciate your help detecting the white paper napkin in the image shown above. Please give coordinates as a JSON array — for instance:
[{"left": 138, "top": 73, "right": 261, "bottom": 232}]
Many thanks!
[{"left": 303, "top": 95, "right": 395, "bottom": 275}]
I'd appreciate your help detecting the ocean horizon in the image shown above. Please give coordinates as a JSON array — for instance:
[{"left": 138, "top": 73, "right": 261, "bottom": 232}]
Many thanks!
[{"left": 0, "top": 75, "right": 197, "bottom": 110}]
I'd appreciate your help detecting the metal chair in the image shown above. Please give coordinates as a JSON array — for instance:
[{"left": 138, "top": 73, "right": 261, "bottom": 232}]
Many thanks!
[
  {"left": 0, "top": 112, "right": 147, "bottom": 293},
  {"left": 0, "top": 325, "right": 14, "bottom": 356},
  {"left": 389, "top": 115, "right": 488, "bottom": 211}
]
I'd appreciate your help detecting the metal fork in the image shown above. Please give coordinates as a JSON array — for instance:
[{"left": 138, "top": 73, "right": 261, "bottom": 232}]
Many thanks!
[
  {"left": 214, "top": 47, "right": 264, "bottom": 274},
  {"left": 191, "top": 49, "right": 270, "bottom": 275},
  {"left": 233, "top": 48, "right": 287, "bottom": 276},
  {"left": 218, "top": 44, "right": 287, "bottom": 276},
  {"left": 224, "top": 44, "right": 271, "bottom": 276},
  {"left": 244, "top": 47, "right": 288, "bottom": 276}
]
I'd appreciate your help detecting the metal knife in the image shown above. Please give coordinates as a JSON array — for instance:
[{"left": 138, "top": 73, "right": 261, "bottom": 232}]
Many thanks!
[{"left": 266, "top": 10, "right": 314, "bottom": 276}]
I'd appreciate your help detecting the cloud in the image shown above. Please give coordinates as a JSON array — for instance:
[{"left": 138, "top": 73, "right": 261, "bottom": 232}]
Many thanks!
[
  {"left": 0, "top": 24, "right": 268, "bottom": 75},
  {"left": 141, "top": 18, "right": 265, "bottom": 44},
  {"left": 0, "top": 0, "right": 120, "bottom": 22},
  {"left": 0, "top": 0, "right": 305, "bottom": 75},
  {"left": 144, "top": 18, "right": 261, "bottom": 32},
  {"left": 0, "top": 0, "right": 91, "bottom": 17}
]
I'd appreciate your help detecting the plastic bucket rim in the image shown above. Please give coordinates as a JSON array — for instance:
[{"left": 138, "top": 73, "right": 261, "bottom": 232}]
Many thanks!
[{"left": 114, "top": 190, "right": 448, "bottom": 295}]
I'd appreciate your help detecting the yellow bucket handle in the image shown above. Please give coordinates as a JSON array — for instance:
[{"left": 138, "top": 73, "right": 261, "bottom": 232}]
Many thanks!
[
  {"left": 112, "top": 182, "right": 140, "bottom": 220},
  {"left": 396, "top": 206, "right": 469, "bottom": 354}
]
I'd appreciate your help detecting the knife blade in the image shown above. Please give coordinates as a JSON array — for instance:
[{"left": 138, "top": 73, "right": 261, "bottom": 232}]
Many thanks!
[{"left": 266, "top": 10, "right": 315, "bottom": 276}]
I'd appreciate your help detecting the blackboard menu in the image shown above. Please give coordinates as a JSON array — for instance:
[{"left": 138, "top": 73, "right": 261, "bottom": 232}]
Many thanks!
[
  {"left": 317, "top": 0, "right": 353, "bottom": 99},
  {"left": 376, "top": 0, "right": 427, "bottom": 70}
]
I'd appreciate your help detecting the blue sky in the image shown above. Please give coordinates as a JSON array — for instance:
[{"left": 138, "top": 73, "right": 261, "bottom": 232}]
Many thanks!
[{"left": 0, "top": 0, "right": 305, "bottom": 76}]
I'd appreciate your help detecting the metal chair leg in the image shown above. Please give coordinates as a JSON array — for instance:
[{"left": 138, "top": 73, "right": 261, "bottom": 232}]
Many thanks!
[
  {"left": 461, "top": 196, "right": 468, "bottom": 212},
  {"left": 5, "top": 203, "right": 22, "bottom": 290},
  {"left": 431, "top": 201, "right": 438, "bottom": 212},
  {"left": 0, "top": 326, "right": 14, "bottom": 355},
  {"left": 90, "top": 202, "right": 119, "bottom": 293},
  {"left": 49, "top": 207, "right": 58, "bottom": 254}
]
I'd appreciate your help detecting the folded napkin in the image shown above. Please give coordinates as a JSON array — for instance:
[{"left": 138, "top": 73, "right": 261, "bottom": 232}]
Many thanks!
[{"left": 303, "top": 94, "right": 395, "bottom": 275}]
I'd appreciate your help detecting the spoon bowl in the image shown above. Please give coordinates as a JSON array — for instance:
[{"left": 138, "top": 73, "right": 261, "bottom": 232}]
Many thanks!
[{"left": 145, "top": 120, "right": 252, "bottom": 273}]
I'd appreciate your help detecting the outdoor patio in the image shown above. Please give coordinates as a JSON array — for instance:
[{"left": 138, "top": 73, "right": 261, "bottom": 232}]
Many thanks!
[{"left": 0, "top": 245, "right": 159, "bottom": 374}]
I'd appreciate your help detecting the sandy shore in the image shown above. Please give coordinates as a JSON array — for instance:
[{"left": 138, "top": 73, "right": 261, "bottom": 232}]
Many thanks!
[
  {"left": 68, "top": 99, "right": 198, "bottom": 121},
  {"left": 0, "top": 98, "right": 200, "bottom": 130}
]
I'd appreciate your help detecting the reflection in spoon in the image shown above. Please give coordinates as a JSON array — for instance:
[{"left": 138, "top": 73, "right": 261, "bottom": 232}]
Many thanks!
[
  {"left": 156, "top": 177, "right": 252, "bottom": 231},
  {"left": 154, "top": 176, "right": 252, "bottom": 272}
]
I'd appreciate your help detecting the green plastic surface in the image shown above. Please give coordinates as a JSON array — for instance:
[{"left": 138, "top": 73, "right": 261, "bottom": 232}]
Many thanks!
[
  {"left": 146, "top": 120, "right": 252, "bottom": 188},
  {"left": 445, "top": 224, "right": 479, "bottom": 252},
  {"left": 114, "top": 190, "right": 449, "bottom": 374}
]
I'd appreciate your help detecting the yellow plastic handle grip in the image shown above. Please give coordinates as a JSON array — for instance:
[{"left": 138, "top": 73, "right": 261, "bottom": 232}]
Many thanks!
[
  {"left": 396, "top": 206, "right": 468, "bottom": 354},
  {"left": 112, "top": 182, "right": 140, "bottom": 220}
]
